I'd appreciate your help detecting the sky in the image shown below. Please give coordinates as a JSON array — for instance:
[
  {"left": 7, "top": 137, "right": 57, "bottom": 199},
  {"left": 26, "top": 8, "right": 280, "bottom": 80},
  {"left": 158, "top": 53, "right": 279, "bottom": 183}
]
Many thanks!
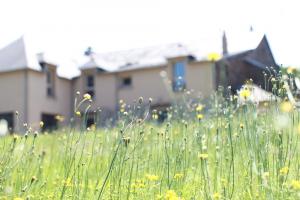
[{"left": 0, "top": 0, "right": 299, "bottom": 78}]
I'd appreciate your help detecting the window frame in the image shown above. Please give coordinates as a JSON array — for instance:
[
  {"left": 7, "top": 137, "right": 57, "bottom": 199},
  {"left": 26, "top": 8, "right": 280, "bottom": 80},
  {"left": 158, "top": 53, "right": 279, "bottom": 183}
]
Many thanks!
[
  {"left": 119, "top": 76, "right": 132, "bottom": 88},
  {"left": 86, "top": 75, "right": 94, "bottom": 88},
  {"left": 172, "top": 61, "right": 186, "bottom": 92},
  {"left": 85, "top": 74, "right": 95, "bottom": 99},
  {"left": 46, "top": 69, "right": 55, "bottom": 98}
]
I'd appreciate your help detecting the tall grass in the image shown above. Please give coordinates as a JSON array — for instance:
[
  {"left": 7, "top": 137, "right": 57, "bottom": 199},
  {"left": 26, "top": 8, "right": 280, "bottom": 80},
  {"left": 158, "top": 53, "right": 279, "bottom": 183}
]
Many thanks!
[{"left": 1, "top": 74, "right": 300, "bottom": 199}]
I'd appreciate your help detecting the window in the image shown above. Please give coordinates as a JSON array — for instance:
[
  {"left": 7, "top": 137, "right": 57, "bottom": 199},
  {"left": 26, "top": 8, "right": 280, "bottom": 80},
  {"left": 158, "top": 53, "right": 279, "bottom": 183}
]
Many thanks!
[
  {"left": 46, "top": 70, "right": 55, "bottom": 97},
  {"left": 123, "top": 77, "right": 132, "bottom": 86},
  {"left": 86, "top": 75, "right": 94, "bottom": 87},
  {"left": 46, "top": 71, "right": 51, "bottom": 84},
  {"left": 85, "top": 75, "right": 95, "bottom": 98},
  {"left": 172, "top": 61, "right": 186, "bottom": 92},
  {"left": 120, "top": 77, "right": 132, "bottom": 88},
  {"left": 47, "top": 87, "right": 53, "bottom": 97}
]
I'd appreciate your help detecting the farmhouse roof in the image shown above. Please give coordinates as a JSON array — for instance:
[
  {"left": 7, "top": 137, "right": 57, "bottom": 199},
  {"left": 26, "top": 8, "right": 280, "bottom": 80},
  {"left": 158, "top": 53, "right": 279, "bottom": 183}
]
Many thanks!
[
  {"left": 80, "top": 43, "right": 199, "bottom": 72},
  {"left": 219, "top": 35, "right": 277, "bottom": 70},
  {"left": 0, "top": 36, "right": 42, "bottom": 73}
]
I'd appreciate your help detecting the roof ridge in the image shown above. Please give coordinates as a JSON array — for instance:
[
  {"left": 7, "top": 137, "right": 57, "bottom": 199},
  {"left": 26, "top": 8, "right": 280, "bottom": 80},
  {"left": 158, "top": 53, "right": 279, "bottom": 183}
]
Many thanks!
[{"left": 94, "top": 42, "right": 187, "bottom": 56}]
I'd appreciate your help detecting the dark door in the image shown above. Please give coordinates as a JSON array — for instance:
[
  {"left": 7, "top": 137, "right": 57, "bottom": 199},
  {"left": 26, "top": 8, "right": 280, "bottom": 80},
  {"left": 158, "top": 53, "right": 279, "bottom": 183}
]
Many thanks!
[
  {"left": 0, "top": 112, "right": 14, "bottom": 133},
  {"left": 41, "top": 114, "right": 57, "bottom": 132}
]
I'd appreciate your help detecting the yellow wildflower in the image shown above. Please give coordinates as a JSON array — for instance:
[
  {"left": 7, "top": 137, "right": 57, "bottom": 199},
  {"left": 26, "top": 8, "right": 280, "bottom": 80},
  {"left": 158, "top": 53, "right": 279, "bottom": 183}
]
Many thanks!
[
  {"left": 280, "top": 101, "right": 293, "bottom": 113},
  {"left": 196, "top": 104, "right": 204, "bottom": 112},
  {"left": 13, "top": 198, "right": 23, "bottom": 200},
  {"left": 165, "top": 190, "right": 179, "bottom": 200},
  {"left": 291, "top": 180, "right": 300, "bottom": 190},
  {"left": 75, "top": 111, "right": 81, "bottom": 117},
  {"left": 279, "top": 166, "right": 289, "bottom": 175},
  {"left": 207, "top": 52, "right": 221, "bottom": 61},
  {"left": 173, "top": 173, "right": 184, "bottom": 180},
  {"left": 138, "top": 182, "right": 145, "bottom": 188},
  {"left": 131, "top": 179, "right": 145, "bottom": 189},
  {"left": 198, "top": 153, "right": 208, "bottom": 160},
  {"left": 197, "top": 114, "right": 204, "bottom": 120},
  {"left": 213, "top": 192, "right": 221, "bottom": 200},
  {"left": 287, "top": 67, "right": 295, "bottom": 74},
  {"left": 62, "top": 178, "right": 73, "bottom": 187},
  {"left": 146, "top": 174, "right": 159, "bottom": 181},
  {"left": 239, "top": 88, "right": 251, "bottom": 100},
  {"left": 83, "top": 93, "right": 91, "bottom": 100}
]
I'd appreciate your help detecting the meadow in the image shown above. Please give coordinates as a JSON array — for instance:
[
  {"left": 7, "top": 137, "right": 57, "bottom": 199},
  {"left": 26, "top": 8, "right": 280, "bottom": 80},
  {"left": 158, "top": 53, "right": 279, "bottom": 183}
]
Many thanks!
[{"left": 1, "top": 80, "right": 300, "bottom": 200}]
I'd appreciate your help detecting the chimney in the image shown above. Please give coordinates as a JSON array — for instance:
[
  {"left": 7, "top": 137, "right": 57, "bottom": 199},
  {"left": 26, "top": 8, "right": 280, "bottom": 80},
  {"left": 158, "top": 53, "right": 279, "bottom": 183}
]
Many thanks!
[{"left": 222, "top": 31, "right": 228, "bottom": 56}]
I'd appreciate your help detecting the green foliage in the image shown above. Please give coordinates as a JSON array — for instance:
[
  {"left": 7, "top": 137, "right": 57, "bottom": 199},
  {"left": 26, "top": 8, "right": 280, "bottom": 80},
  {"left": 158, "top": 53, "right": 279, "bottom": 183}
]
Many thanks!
[{"left": 2, "top": 91, "right": 300, "bottom": 199}]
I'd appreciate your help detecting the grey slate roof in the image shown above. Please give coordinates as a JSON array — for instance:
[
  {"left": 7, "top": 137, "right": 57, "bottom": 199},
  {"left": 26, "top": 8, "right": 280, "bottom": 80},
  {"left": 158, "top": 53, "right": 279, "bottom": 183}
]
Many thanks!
[
  {"left": 80, "top": 43, "right": 195, "bottom": 72},
  {"left": 0, "top": 37, "right": 41, "bottom": 73},
  {"left": 0, "top": 37, "right": 75, "bottom": 79},
  {"left": 0, "top": 33, "right": 268, "bottom": 78}
]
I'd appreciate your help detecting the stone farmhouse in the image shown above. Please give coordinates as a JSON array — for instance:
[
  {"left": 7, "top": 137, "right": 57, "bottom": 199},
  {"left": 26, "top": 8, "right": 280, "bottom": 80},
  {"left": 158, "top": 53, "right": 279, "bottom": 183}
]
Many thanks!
[{"left": 0, "top": 34, "right": 278, "bottom": 132}]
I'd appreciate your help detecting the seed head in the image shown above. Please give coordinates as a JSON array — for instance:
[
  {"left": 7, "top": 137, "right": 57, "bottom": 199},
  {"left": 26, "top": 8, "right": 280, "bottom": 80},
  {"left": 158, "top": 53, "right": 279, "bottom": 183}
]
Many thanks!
[
  {"left": 138, "top": 97, "right": 143, "bottom": 104},
  {"left": 31, "top": 176, "right": 37, "bottom": 184},
  {"left": 240, "top": 123, "right": 244, "bottom": 129},
  {"left": 83, "top": 93, "right": 92, "bottom": 100},
  {"left": 39, "top": 121, "right": 44, "bottom": 128},
  {"left": 122, "top": 137, "right": 130, "bottom": 147},
  {"left": 75, "top": 111, "right": 81, "bottom": 117},
  {"left": 13, "top": 134, "right": 19, "bottom": 142},
  {"left": 34, "top": 131, "right": 38, "bottom": 138}
]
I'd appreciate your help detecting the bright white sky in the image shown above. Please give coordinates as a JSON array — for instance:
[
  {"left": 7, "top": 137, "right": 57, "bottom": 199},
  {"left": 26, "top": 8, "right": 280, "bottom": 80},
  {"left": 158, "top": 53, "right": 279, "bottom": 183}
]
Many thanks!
[{"left": 0, "top": 0, "right": 298, "bottom": 77}]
